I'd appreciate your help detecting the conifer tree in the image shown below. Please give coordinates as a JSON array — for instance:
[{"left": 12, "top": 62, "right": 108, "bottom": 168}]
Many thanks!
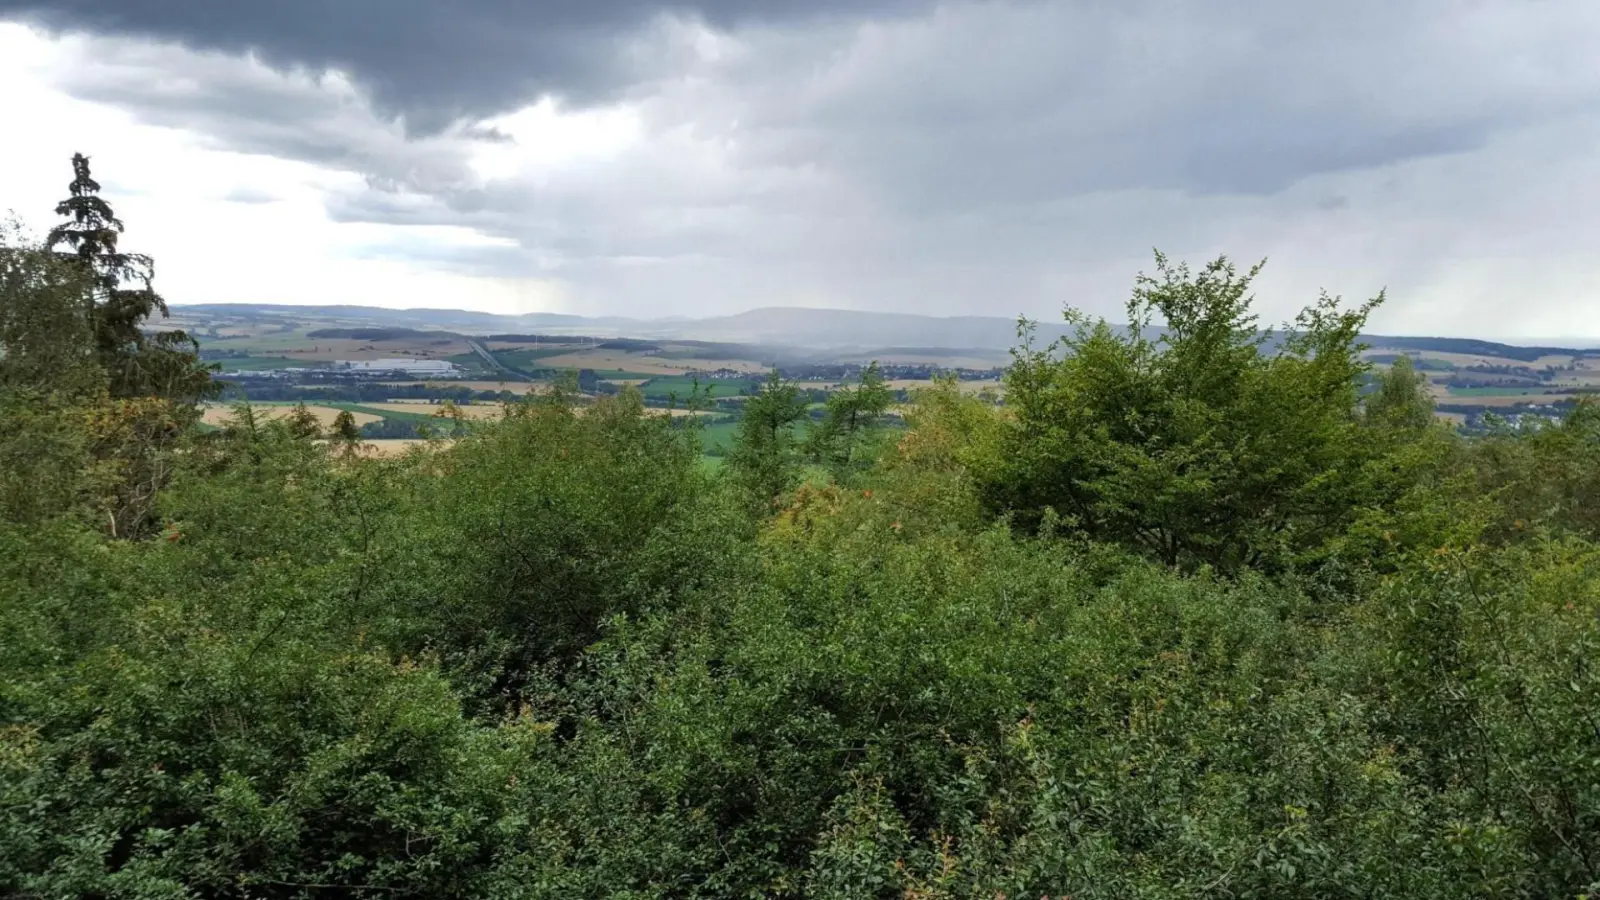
[
  {"left": 727, "top": 370, "right": 809, "bottom": 502},
  {"left": 332, "top": 409, "right": 363, "bottom": 445},
  {"left": 46, "top": 153, "right": 214, "bottom": 404},
  {"left": 805, "top": 361, "right": 893, "bottom": 478},
  {"left": 285, "top": 402, "right": 323, "bottom": 440}
]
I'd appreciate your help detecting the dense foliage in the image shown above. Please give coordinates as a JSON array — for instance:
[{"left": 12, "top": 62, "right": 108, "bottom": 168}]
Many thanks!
[{"left": 4, "top": 167, "right": 1600, "bottom": 898}]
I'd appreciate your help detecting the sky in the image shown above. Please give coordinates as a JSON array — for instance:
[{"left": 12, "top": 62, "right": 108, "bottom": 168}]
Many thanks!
[{"left": 0, "top": 1, "right": 1597, "bottom": 340}]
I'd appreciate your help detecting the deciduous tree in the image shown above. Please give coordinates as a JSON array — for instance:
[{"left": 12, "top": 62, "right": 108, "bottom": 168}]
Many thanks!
[
  {"left": 1363, "top": 354, "right": 1437, "bottom": 431},
  {"left": 981, "top": 251, "right": 1383, "bottom": 573}
]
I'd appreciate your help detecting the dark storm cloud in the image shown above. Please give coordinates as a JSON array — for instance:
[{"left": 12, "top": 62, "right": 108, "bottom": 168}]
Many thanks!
[
  {"left": 20, "top": 0, "right": 1593, "bottom": 206},
  {"left": 0, "top": 0, "right": 927, "bottom": 128}
]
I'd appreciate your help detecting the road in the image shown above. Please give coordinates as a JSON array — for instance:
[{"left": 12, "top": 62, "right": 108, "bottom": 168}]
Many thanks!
[{"left": 465, "top": 339, "right": 531, "bottom": 382}]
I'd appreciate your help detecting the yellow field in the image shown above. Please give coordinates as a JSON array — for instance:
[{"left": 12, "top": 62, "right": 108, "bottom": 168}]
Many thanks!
[
  {"left": 1560, "top": 369, "right": 1600, "bottom": 386},
  {"left": 202, "top": 404, "right": 382, "bottom": 428},
  {"left": 368, "top": 401, "right": 505, "bottom": 420},
  {"left": 1530, "top": 354, "right": 1581, "bottom": 368}
]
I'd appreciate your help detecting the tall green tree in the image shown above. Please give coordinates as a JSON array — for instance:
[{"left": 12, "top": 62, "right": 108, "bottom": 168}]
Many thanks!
[
  {"left": 46, "top": 153, "right": 214, "bottom": 406},
  {"left": 284, "top": 402, "right": 323, "bottom": 440},
  {"left": 805, "top": 361, "right": 893, "bottom": 480},
  {"left": 727, "top": 370, "right": 809, "bottom": 503},
  {"left": 1, "top": 154, "right": 222, "bottom": 536},
  {"left": 331, "top": 409, "right": 363, "bottom": 446},
  {"left": 980, "top": 251, "right": 1383, "bottom": 573}
]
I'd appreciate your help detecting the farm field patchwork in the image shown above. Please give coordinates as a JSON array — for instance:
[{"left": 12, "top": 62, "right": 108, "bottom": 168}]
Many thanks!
[
  {"left": 209, "top": 336, "right": 474, "bottom": 361},
  {"left": 1427, "top": 383, "right": 1591, "bottom": 407}
]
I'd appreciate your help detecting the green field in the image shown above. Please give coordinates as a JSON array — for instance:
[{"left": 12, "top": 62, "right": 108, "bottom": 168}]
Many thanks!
[
  {"left": 198, "top": 331, "right": 317, "bottom": 352},
  {"left": 490, "top": 348, "right": 609, "bottom": 370},
  {"left": 445, "top": 352, "right": 492, "bottom": 372},
  {"left": 692, "top": 421, "right": 740, "bottom": 454}
]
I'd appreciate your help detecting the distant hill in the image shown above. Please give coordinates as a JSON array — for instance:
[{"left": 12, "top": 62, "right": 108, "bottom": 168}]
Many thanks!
[
  {"left": 170, "top": 302, "right": 1593, "bottom": 357},
  {"left": 1355, "top": 335, "right": 1594, "bottom": 363},
  {"left": 174, "top": 303, "right": 647, "bottom": 334},
  {"left": 171, "top": 303, "right": 1081, "bottom": 350}
]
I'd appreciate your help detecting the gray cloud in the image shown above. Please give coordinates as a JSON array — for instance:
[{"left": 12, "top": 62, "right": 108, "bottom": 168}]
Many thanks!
[
  {"left": 7, "top": 0, "right": 1600, "bottom": 336},
  {"left": 36, "top": 36, "right": 487, "bottom": 192},
  {"left": 0, "top": 0, "right": 926, "bottom": 128},
  {"left": 708, "top": 0, "right": 1599, "bottom": 203}
]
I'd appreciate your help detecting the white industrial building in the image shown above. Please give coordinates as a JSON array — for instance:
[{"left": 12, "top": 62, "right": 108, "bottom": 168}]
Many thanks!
[{"left": 333, "top": 359, "right": 463, "bottom": 377}]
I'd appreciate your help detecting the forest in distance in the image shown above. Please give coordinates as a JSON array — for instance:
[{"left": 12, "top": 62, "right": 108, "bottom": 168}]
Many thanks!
[{"left": 4, "top": 155, "right": 1600, "bottom": 899}]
